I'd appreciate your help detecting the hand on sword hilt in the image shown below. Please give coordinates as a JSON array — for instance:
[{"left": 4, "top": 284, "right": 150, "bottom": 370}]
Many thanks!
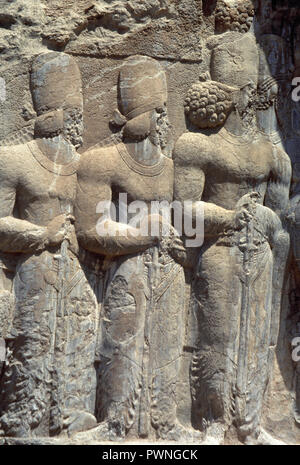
[
  {"left": 234, "top": 192, "right": 261, "bottom": 230},
  {"left": 46, "top": 214, "right": 75, "bottom": 247}
]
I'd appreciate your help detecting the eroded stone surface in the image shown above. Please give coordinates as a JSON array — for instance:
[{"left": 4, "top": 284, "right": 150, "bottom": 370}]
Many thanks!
[{"left": 0, "top": 0, "right": 299, "bottom": 445}]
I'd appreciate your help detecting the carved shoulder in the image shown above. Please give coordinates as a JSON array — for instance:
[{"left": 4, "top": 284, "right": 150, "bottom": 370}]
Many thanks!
[
  {"left": 173, "top": 133, "right": 208, "bottom": 202},
  {"left": 0, "top": 144, "right": 27, "bottom": 218},
  {"left": 0, "top": 144, "right": 23, "bottom": 186},
  {"left": 77, "top": 145, "right": 120, "bottom": 185},
  {"left": 173, "top": 131, "right": 210, "bottom": 168}
]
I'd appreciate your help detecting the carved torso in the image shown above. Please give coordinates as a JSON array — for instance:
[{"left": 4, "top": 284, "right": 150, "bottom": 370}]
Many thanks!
[
  {"left": 0, "top": 140, "right": 79, "bottom": 225},
  {"left": 80, "top": 142, "right": 174, "bottom": 205},
  {"left": 175, "top": 130, "right": 279, "bottom": 210}
]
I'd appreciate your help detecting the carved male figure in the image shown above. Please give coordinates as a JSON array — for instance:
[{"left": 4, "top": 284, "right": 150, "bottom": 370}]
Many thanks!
[
  {"left": 174, "top": 34, "right": 291, "bottom": 444},
  {"left": 256, "top": 33, "right": 292, "bottom": 374},
  {"left": 0, "top": 52, "right": 98, "bottom": 438},
  {"left": 75, "top": 55, "right": 199, "bottom": 441}
]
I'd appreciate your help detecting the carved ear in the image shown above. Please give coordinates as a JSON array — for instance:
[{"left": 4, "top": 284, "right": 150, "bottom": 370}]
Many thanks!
[
  {"left": 34, "top": 109, "right": 64, "bottom": 138},
  {"left": 110, "top": 109, "right": 127, "bottom": 127}
]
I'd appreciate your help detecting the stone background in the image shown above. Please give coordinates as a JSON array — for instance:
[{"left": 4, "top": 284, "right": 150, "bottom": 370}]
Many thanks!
[{"left": 1, "top": 0, "right": 300, "bottom": 444}]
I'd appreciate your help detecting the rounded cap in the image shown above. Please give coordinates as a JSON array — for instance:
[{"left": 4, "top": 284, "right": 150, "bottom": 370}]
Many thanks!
[
  {"left": 118, "top": 55, "right": 167, "bottom": 120},
  {"left": 31, "top": 52, "right": 82, "bottom": 116}
]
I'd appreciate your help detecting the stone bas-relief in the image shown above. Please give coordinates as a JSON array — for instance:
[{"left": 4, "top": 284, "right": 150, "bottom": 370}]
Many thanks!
[
  {"left": 215, "top": 0, "right": 254, "bottom": 34},
  {"left": 75, "top": 55, "right": 200, "bottom": 442},
  {"left": 0, "top": 0, "right": 300, "bottom": 446},
  {"left": 0, "top": 52, "right": 99, "bottom": 439},
  {"left": 175, "top": 33, "right": 291, "bottom": 445}
]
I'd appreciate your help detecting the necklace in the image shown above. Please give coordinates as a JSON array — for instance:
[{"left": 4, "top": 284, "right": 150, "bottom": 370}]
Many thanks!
[
  {"left": 28, "top": 140, "right": 79, "bottom": 176},
  {"left": 117, "top": 143, "right": 166, "bottom": 177},
  {"left": 218, "top": 126, "right": 258, "bottom": 146},
  {"left": 258, "top": 130, "right": 283, "bottom": 146}
]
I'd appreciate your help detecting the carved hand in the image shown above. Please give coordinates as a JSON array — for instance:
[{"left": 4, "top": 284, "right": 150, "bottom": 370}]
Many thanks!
[
  {"left": 140, "top": 213, "right": 187, "bottom": 264},
  {"left": 168, "top": 235, "right": 188, "bottom": 266},
  {"left": 234, "top": 192, "right": 260, "bottom": 230},
  {"left": 46, "top": 214, "right": 75, "bottom": 247}
]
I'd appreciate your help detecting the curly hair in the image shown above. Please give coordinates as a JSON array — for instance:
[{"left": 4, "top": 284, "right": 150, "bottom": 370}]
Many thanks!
[
  {"left": 215, "top": 0, "right": 254, "bottom": 34},
  {"left": 256, "top": 76, "right": 278, "bottom": 110},
  {"left": 184, "top": 80, "right": 237, "bottom": 129}
]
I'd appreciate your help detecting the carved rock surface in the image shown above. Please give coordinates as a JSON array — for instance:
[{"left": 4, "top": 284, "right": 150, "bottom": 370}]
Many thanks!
[{"left": 0, "top": 0, "right": 300, "bottom": 446}]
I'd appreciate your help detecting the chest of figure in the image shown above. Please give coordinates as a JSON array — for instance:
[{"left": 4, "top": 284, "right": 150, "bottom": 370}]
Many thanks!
[
  {"left": 115, "top": 160, "right": 174, "bottom": 203},
  {"left": 210, "top": 139, "right": 272, "bottom": 185},
  {"left": 19, "top": 163, "right": 77, "bottom": 216},
  {"left": 113, "top": 144, "right": 174, "bottom": 203},
  {"left": 119, "top": 175, "right": 173, "bottom": 203}
]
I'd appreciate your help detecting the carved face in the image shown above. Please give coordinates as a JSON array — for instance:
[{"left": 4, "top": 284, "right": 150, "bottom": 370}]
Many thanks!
[
  {"left": 122, "top": 105, "right": 171, "bottom": 153},
  {"left": 31, "top": 52, "right": 83, "bottom": 147},
  {"left": 34, "top": 104, "right": 83, "bottom": 148},
  {"left": 236, "top": 81, "right": 256, "bottom": 116}
]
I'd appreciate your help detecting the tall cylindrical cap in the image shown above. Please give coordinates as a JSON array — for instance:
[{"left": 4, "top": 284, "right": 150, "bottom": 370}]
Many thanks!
[
  {"left": 31, "top": 52, "right": 82, "bottom": 116},
  {"left": 118, "top": 55, "right": 167, "bottom": 120}
]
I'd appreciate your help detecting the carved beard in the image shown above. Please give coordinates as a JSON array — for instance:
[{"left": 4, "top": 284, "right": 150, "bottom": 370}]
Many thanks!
[
  {"left": 256, "top": 77, "right": 279, "bottom": 111},
  {"left": 236, "top": 88, "right": 256, "bottom": 128},
  {"left": 256, "top": 96, "right": 277, "bottom": 111},
  {"left": 256, "top": 91, "right": 278, "bottom": 111},
  {"left": 149, "top": 111, "right": 173, "bottom": 156},
  {"left": 63, "top": 108, "right": 83, "bottom": 149},
  {"left": 158, "top": 111, "right": 172, "bottom": 150},
  {"left": 239, "top": 101, "right": 255, "bottom": 126}
]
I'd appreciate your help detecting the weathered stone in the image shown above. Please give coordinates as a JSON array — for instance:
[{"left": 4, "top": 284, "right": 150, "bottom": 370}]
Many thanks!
[{"left": 0, "top": 0, "right": 299, "bottom": 446}]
